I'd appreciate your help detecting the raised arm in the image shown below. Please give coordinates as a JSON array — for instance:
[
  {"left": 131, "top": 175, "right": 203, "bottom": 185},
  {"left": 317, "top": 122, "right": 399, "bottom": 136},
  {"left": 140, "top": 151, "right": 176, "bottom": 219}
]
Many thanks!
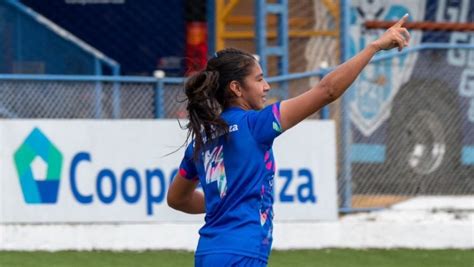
[{"left": 279, "top": 14, "right": 410, "bottom": 131}]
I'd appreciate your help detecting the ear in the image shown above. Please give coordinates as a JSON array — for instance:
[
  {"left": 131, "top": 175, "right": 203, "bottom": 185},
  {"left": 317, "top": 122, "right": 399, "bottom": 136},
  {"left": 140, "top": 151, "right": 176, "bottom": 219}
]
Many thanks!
[{"left": 229, "top": 81, "right": 243, "bottom": 97}]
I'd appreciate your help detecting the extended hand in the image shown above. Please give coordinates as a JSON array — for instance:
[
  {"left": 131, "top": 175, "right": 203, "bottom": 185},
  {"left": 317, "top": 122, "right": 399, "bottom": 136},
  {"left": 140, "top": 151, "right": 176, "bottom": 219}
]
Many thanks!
[{"left": 372, "top": 14, "right": 411, "bottom": 52}]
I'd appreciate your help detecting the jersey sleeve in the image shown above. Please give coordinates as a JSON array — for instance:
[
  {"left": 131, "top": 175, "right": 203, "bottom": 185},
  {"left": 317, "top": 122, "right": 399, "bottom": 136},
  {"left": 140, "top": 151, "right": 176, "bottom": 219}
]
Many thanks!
[
  {"left": 247, "top": 102, "right": 283, "bottom": 146},
  {"left": 178, "top": 143, "right": 198, "bottom": 181}
]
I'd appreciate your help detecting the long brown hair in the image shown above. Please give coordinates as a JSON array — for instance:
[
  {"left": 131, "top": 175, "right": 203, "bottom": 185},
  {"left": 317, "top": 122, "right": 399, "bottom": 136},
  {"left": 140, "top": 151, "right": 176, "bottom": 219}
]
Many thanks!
[{"left": 184, "top": 48, "right": 256, "bottom": 159}]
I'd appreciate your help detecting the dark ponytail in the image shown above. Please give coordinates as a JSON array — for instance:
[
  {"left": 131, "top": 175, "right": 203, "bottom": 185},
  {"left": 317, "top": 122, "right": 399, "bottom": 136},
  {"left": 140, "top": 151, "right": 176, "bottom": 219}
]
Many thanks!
[
  {"left": 185, "top": 70, "right": 228, "bottom": 158},
  {"left": 184, "top": 48, "right": 257, "bottom": 159}
]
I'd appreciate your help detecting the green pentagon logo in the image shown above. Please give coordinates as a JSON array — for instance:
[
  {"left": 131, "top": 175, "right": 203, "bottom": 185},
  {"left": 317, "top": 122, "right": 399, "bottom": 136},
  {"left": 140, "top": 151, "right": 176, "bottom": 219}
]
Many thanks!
[{"left": 14, "top": 128, "right": 63, "bottom": 204}]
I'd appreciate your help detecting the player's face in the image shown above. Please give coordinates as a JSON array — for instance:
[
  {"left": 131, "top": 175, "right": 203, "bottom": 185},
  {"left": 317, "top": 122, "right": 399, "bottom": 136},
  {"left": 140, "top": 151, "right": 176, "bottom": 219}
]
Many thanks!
[{"left": 241, "top": 62, "right": 271, "bottom": 110}]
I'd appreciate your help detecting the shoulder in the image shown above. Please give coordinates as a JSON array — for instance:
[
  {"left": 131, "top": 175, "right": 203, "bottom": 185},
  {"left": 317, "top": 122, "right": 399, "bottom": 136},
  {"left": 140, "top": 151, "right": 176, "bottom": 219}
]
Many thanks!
[{"left": 184, "top": 141, "right": 195, "bottom": 157}]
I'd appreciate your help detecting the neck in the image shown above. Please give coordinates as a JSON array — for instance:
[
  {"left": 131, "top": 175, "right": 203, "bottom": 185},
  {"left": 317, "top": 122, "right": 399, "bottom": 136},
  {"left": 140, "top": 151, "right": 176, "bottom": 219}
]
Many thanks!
[{"left": 229, "top": 99, "right": 251, "bottom": 110}]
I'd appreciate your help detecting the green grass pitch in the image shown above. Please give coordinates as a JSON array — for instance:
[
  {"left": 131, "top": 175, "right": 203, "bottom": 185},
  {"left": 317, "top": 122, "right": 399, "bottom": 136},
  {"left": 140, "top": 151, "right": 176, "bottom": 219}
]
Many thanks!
[{"left": 1, "top": 249, "right": 472, "bottom": 267}]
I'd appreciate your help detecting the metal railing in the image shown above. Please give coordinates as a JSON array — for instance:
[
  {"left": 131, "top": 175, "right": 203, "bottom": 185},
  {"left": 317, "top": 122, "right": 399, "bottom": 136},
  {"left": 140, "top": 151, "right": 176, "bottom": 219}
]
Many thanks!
[{"left": 2, "top": 0, "right": 119, "bottom": 75}]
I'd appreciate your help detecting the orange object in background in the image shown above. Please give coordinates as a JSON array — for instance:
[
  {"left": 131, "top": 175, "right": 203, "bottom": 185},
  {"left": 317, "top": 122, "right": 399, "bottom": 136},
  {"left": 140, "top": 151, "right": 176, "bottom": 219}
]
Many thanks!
[{"left": 185, "top": 22, "right": 208, "bottom": 75}]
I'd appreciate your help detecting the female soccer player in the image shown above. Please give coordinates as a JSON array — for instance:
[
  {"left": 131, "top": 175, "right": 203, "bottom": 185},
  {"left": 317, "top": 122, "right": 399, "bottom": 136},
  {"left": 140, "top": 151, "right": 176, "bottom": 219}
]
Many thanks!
[{"left": 168, "top": 15, "right": 410, "bottom": 267}]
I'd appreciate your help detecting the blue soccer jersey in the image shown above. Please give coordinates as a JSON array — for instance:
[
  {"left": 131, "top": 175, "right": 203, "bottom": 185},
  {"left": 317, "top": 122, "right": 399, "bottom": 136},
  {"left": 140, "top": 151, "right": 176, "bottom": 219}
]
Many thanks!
[{"left": 179, "top": 102, "right": 283, "bottom": 262}]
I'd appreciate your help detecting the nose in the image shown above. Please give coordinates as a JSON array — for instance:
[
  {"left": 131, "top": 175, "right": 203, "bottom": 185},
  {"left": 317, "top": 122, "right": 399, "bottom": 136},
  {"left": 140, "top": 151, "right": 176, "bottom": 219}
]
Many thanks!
[{"left": 263, "top": 79, "right": 271, "bottom": 92}]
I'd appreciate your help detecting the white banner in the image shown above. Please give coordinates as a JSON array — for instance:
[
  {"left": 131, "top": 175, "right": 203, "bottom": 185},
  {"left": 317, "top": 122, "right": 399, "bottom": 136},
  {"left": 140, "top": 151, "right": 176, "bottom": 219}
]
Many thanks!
[{"left": 0, "top": 120, "right": 337, "bottom": 223}]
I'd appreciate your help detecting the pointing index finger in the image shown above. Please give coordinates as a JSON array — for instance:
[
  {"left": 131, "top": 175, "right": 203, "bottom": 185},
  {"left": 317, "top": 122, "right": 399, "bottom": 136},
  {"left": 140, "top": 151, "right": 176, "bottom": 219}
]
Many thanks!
[{"left": 393, "top": 13, "right": 409, "bottom": 28}]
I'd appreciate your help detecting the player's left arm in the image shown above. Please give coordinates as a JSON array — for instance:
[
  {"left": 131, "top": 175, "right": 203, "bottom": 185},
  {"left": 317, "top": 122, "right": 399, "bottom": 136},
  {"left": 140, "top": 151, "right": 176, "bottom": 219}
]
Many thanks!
[
  {"left": 279, "top": 14, "right": 410, "bottom": 131},
  {"left": 167, "top": 174, "right": 205, "bottom": 214}
]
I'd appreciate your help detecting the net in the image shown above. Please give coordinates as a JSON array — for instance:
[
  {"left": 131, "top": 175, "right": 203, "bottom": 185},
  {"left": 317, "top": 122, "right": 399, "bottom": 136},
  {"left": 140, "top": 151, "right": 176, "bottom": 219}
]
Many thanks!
[
  {"left": 343, "top": 0, "right": 474, "bottom": 209},
  {"left": 0, "top": 79, "right": 186, "bottom": 119}
]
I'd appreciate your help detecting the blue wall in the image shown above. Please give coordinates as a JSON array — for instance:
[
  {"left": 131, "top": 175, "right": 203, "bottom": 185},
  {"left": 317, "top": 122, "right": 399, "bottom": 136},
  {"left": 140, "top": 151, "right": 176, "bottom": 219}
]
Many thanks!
[{"left": 21, "top": 0, "right": 186, "bottom": 76}]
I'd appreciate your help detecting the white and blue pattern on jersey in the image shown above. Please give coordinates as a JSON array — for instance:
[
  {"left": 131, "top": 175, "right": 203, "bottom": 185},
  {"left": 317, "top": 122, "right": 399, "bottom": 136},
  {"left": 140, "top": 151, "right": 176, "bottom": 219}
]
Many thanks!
[
  {"left": 204, "top": 145, "right": 227, "bottom": 198},
  {"left": 260, "top": 149, "right": 276, "bottom": 246}
]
